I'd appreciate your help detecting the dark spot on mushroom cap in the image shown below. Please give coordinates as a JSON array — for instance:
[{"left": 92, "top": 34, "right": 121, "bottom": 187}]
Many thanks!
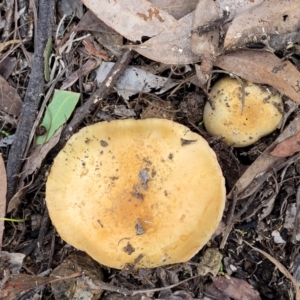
[
  {"left": 100, "top": 140, "right": 108, "bottom": 147},
  {"left": 123, "top": 242, "right": 135, "bottom": 255}
]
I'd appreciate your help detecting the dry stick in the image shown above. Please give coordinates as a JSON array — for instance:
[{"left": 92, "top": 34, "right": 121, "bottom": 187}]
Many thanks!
[
  {"left": 57, "top": 49, "right": 134, "bottom": 149},
  {"left": 220, "top": 187, "right": 238, "bottom": 249},
  {"left": 6, "top": 0, "right": 54, "bottom": 202}
]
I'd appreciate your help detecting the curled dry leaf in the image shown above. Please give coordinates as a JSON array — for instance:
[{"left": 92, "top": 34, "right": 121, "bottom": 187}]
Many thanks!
[
  {"left": 81, "top": 0, "right": 176, "bottom": 42},
  {"left": 271, "top": 131, "right": 300, "bottom": 158},
  {"left": 215, "top": 50, "right": 300, "bottom": 105},
  {"left": 0, "top": 155, "right": 6, "bottom": 246},
  {"left": 0, "top": 75, "right": 23, "bottom": 116},
  {"left": 212, "top": 276, "right": 261, "bottom": 300},
  {"left": 224, "top": 0, "right": 300, "bottom": 50}
]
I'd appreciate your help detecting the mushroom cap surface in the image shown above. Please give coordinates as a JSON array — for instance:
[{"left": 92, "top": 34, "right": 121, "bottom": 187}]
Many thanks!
[
  {"left": 203, "top": 77, "right": 283, "bottom": 147},
  {"left": 46, "top": 119, "right": 225, "bottom": 269}
]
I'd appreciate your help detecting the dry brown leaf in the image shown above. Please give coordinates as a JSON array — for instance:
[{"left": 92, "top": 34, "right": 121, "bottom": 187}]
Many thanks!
[
  {"left": 81, "top": 0, "right": 176, "bottom": 42},
  {"left": 228, "top": 113, "right": 300, "bottom": 199},
  {"left": 271, "top": 131, "right": 300, "bottom": 158},
  {"left": 191, "top": 0, "right": 220, "bottom": 57},
  {"left": 133, "top": 12, "right": 200, "bottom": 64},
  {"left": 215, "top": 50, "right": 300, "bottom": 105},
  {"left": 75, "top": 10, "right": 123, "bottom": 57},
  {"left": 150, "top": 0, "right": 197, "bottom": 20},
  {"left": 21, "top": 127, "right": 63, "bottom": 180},
  {"left": 212, "top": 276, "right": 261, "bottom": 300},
  {"left": 0, "top": 75, "right": 23, "bottom": 116},
  {"left": 82, "top": 38, "right": 109, "bottom": 61},
  {"left": 191, "top": 0, "right": 222, "bottom": 85},
  {"left": 215, "top": 0, "right": 263, "bottom": 18},
  {"left": 0, "top": 155, "right": 6, "bottom": 247},
  {"left": 224, "top": 0, "right": 300, "bottom": 50},
  {"left": 244, "top": 241, "right": 300, "bottom": 300},
  {"left": 0, "top": 273, "right": 80, "bottom": 300},
  {"left": 205, "top": 283, "right": 231, "bottom": 300}
]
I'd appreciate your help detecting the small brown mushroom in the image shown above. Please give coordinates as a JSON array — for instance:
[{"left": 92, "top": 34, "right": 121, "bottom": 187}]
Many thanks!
[
  {"left": 46, "top": 119, "right": 225, "bottom": 269},
  {"left": 203, "top": 77, "right": 283, "bottom": 147}
]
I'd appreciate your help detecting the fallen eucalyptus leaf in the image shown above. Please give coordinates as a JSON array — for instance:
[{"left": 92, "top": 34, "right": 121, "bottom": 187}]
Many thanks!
[
  {"left": 224, "top": 0, "right": 300, "bottom": 50},
  {"left": 134, "top": 12, "right": 200, "bottom": 64},
  {"left": 212, "top": 276, "right": 261, "bottom": 300},
  {"left": 270, "top": 131, "right": 300, "bottom": 157},
  {"left": 215, "top": 50, "right": 300, "bottom": 105},
  {"left": 215, "top": 0, "right": 263, "bottom": 18},
  {"left": 96, "top": 62, "right": 178, "bottom": 99},
  {"left": 150, "top": 0, "right": 197, "bottom": 20},
  {"left": 81, "top": 0, "right": 175, "bottom": 42}
]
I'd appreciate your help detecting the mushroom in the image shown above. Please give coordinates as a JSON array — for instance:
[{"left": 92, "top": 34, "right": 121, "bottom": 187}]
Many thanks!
[
  {"left": 203, "top": 77, "right": 283, "bottom": 147},
  {"left": 46, "top": 119, "right": 225, "bottom": 269}
]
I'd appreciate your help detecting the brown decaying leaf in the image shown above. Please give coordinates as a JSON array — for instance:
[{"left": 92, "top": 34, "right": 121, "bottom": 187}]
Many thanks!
[
  {"left": 191, "top": 0, "right": 220, "bottom": 58},
  {"left": 0, "top": 75, "right": 23, "bottom": 116},
  {"left": 215, "top": 50, "right": 300, "bottom": 105},
  {"left": 271, "top": 131, "right": 300, "bottom": 158},
  {"left": 82, "top": 38, "right": 109, "bottom": 61},
  {"left": 0, "top": 56, "right": 17, "bottom": 79},
  {"left": 228, "top": 113, "right": 300, "bottom": 199},
  {"left": 224, "top": 0, "right": 300, "bottom": 50},
  {"left": 0, "top": 273, "right": 81, "bottom": 300},
  {"left": 212, "top": 276, "right": 261, "bottom": 300},
  {"left": 75, "top": 10, "right": 123, "bottom": 57},
  {"left": 81, "top": 0, "right": 176, "bottom": 42},
  {"left": 134, "top": 12, "right": 200, "bottom": 64},
  {"left": 150, "top": 0, "right": 197, "bottom": 20},
  {"left": 205, "top": 283, "right": 231, "bottom": 300},
  {"left": 215, "top": 0, "right": 263, "bottom": 18},
  {"left": 0, "top": 155, "right": 6, "bottom": 247}
]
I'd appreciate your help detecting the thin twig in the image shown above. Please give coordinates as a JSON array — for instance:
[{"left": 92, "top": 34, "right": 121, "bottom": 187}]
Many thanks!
[
  {"left": 220, "top": 187, "right": 238, "bottom": 249},
  {"left": 84, "top": 274, "right": 202, "bottom": 296}
]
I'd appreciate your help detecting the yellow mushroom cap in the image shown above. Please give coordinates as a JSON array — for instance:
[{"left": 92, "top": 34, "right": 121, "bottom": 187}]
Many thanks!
[
  {"left": 203, "top": 77, "right": 283, "bottom": 147},
  {"left": 46, "top": 119, "right": 225, "bottom": 269}
]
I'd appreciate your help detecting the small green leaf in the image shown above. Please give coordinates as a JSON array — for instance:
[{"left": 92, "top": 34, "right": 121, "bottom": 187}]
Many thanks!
[
  {"left": 36, "top": 90, "right": 80, "bottom": 145},
  {"left": 44, "top": 37, "right": 52, "bottom": 82},
  {"left": 0, "top": 217, "right": 25, "bottom": 222},
  {"left": 1, "top": 130, "right": 9, "bottom": 137}
]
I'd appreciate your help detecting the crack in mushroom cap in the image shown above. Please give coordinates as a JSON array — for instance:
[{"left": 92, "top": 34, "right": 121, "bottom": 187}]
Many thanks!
[{"left": 46, "top": 119, "right": 225, "bottom": 269}]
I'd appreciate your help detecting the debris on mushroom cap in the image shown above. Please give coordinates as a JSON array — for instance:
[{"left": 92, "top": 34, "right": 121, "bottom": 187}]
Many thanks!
[
  {"left": 46, "top": 119, "right": 225, "bottom": 269},
  {"left": 203, "top": 77, "right": 283, "bottom": 147}
]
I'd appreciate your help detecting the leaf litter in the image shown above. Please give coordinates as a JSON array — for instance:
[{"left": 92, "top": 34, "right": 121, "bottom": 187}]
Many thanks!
[{"left": 1, "top": 0, "right": 300, "bottom": 299}]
